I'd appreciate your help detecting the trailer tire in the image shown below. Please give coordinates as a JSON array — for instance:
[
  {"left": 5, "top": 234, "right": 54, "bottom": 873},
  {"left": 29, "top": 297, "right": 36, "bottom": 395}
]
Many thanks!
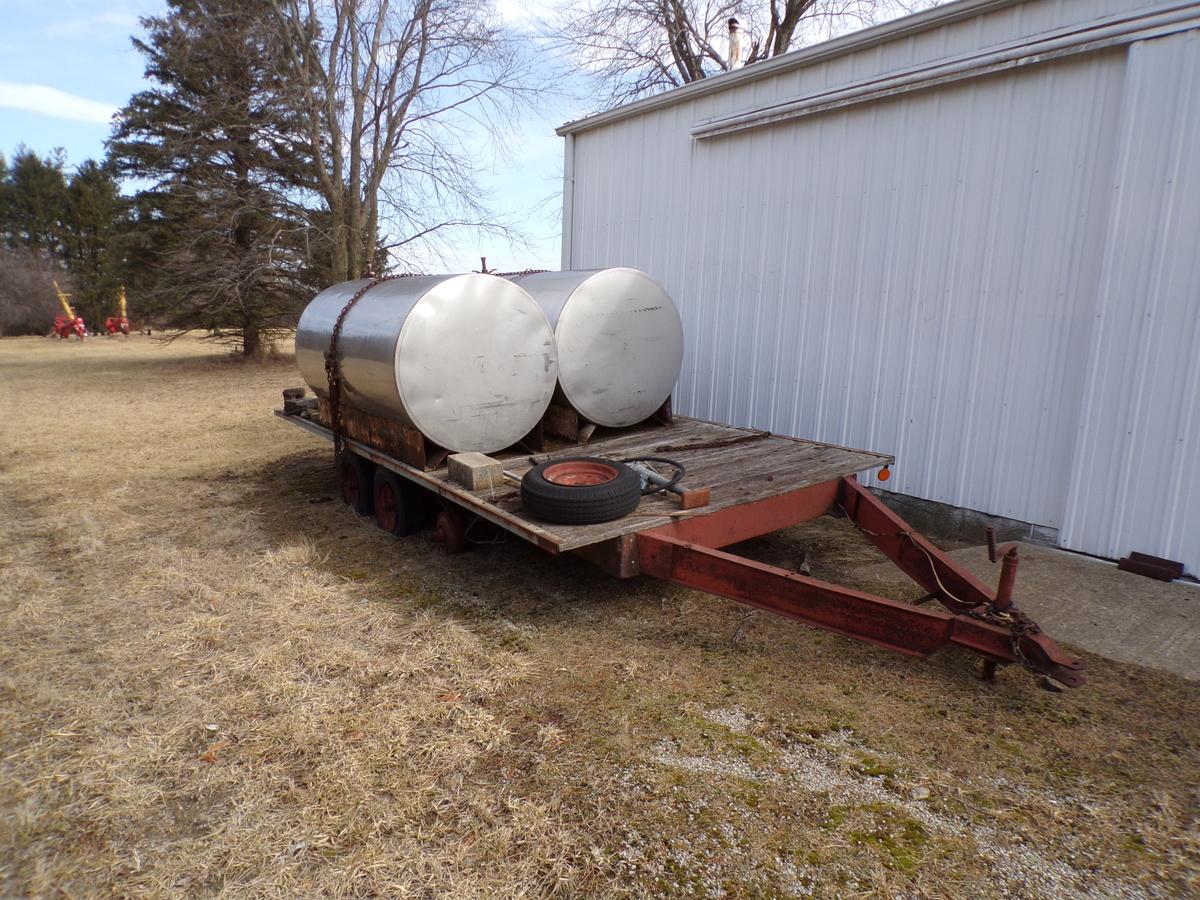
[
  {"left": 373, "top": 468, "right": 431, "bottom": 537},
  {"left": 337, "top": 451, "right": 374, "bottom": 517},
  {"left": 521, "top": 456, "right": 642, "bottom": 524}
]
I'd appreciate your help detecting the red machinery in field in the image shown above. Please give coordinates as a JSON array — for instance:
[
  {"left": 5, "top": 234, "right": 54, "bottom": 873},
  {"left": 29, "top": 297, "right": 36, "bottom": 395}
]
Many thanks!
[
  {"left": 104, "top": 286, "right": 131, "bottom": 336},
  {"left": 52, "top": 281, "right": 86, "bottom": 340}
]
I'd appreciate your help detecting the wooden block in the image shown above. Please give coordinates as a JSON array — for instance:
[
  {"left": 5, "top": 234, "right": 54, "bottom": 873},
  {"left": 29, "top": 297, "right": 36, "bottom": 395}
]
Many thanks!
[
  {"left": 448, "top": 452, "right": 504, "bottom": 491},
  {"left": 1118, "top": 551, "right": 1184, "bottom": 582},
  {"left": 283, "top": 397, "right": 317, "bottom": 415}
]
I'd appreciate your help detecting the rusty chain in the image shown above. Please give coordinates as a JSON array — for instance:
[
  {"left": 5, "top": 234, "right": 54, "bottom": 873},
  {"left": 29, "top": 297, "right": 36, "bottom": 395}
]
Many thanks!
[
  {"left": 840, "top": 504, "right": 1049, "bottom": 677},
  {"left": 324, "top": 273, "right": 422, "bottom": 457},
  {"left": 901, "top": 529, "right": 1049, "bottom": 673},
  {"left": 324, "top": 267, "right": 542, "bottom": 456}
]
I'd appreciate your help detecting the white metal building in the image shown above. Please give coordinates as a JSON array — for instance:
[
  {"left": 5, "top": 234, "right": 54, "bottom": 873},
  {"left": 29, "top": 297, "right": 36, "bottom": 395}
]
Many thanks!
[{"left": 557, "top": 0, "right": 1200, "bottom": 574}]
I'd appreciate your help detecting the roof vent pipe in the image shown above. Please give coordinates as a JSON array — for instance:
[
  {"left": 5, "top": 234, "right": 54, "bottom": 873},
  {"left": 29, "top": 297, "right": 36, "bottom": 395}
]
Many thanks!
[{"left": 728, "top": 18, "right": 743, "bottom": 70}]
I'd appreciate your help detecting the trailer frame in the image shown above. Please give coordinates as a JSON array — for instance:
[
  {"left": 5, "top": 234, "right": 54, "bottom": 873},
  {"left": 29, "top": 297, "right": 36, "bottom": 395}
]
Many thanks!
[{"left": 275, "top": 405, "right": 1084, "bottom": 688}]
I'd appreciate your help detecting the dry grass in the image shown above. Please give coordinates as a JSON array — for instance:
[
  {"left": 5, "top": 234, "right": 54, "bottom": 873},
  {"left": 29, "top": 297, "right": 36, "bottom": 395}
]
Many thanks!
[{"left": 1, "top": 334, "right": 1197, "bottom": 898}]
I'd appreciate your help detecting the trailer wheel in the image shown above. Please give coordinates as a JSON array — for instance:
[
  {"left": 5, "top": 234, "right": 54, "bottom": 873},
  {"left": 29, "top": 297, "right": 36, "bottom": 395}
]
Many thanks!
[
  {"left": 337, "top": 451, "right": 374, "bottom": 516},
  {"left": 432, "top": 507, "right": 467, "bottom": 554},
  {"left": 521, "top": 456, "right": 642, "bottom": 524},
  {"left": 372, "top": 469, "right": 428, "bottom": 537}
]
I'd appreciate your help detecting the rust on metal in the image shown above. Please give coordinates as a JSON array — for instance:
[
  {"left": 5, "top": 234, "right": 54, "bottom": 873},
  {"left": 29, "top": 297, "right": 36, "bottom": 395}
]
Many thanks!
[
  {"left": 432, "top": 505, "right": 467, "bottom": 554},
  {"left": 633, "top": 477, "right": 1085, "bottom": 687},
  {"left": 317, "top": 397, "right": 444, "bottom": 471},
  {"left": 323, "top": 273, "right": 420, "bottom": 456},
  {"left": 544, "top": 460, "right": 620, "bottom": 486},
  {"left": 1117, "top": 551, "right": 1184, "bottom": 582},
  {"left": 994, "top": 547, "right": 1019, "bottom": 611}
]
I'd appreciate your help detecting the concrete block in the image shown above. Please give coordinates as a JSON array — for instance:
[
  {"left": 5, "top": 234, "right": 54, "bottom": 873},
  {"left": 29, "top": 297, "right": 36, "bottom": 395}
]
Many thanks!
[{"left": 448, "top": 452, "right": 504, "bottom": 491}]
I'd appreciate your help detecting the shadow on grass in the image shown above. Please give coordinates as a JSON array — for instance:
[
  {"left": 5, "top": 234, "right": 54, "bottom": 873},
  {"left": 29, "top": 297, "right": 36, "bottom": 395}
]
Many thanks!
[
  {"left": 240, "top": 448, "right": 639, "bottom": 616},
  {"left": 231, "top": 448, "right": 1016, "bottom": 701}
]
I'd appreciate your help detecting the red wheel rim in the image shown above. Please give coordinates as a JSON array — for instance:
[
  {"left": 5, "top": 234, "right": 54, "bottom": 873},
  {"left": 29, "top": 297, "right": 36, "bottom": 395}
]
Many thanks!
[
  {"left": 543, "top": 461, "right": 619, "bottom": 486},
  {"left": 375, "top": 481, "right": 398, "bottom": 532},
  {"left": 340, "top": 461, "right": 360, "bottom": 507}
]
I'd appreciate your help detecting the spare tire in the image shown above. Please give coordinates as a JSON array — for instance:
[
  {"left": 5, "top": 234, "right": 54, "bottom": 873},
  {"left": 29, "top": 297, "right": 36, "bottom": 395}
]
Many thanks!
[{"left": 521, "top": 457, "right": 642, "bottom": 524}]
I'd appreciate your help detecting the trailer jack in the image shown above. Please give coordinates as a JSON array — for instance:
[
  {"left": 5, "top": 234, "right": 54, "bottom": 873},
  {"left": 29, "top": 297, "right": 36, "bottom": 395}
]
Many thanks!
[{"left": 635, "top": 477, "right": 1084, "bottom": 688}]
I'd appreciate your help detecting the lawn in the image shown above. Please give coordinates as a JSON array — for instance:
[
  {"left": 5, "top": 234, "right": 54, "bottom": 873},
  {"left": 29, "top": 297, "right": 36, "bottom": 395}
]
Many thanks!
[{"left": 1, "top": 335, "right": 1196, "bottom": 898}]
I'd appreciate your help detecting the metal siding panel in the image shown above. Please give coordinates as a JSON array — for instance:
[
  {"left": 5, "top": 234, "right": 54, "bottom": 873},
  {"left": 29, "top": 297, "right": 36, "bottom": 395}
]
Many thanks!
[
  {"left": 1062, "top": 30, "right": 1200, "bottom": 570},
  {"left": 563, "top": 0, "right": 1197, "bottom": 569}
]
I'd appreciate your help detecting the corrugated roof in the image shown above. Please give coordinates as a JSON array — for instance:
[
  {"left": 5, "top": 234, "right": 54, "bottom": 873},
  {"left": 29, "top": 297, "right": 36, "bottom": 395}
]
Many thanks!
[{"left": 556, "top": 0, "right": 1023, "bottom": 136}]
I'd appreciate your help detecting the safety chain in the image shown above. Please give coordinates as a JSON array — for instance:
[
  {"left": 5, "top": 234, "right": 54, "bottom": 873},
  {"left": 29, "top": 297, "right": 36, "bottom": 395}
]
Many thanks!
[
  {"left": 324, "top": 273, "right": 422, "bottom": 457},
  {"left": 906, "top": 530, "right": 1048, "bottom": 674},
  {"left": 840, "top": 503, "right": 1047, "bottom": 676},
  {"left": 492, "top": 269, "right": 549, "bottom": 278},
  {"left": 977, "top": 603, "right": 1043, "bottom": 673}
]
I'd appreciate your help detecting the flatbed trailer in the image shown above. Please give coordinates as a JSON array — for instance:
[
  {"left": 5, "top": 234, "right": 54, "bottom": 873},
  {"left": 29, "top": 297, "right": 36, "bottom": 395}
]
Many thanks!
[{"left": 275, "top": 405, "right": 1084, "bottom": 688}]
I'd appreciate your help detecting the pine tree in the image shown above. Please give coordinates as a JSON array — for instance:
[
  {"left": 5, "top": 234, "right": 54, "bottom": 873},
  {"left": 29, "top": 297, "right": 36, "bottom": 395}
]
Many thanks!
[
  {"left": 109, "top": 0, "right": 323, "bottom": 356},
  {"left": 59, "top": 161, "right": 128, "bottom": 326},
  {"left": 2, "top": 147, "right": 69, "bottom": 257}
]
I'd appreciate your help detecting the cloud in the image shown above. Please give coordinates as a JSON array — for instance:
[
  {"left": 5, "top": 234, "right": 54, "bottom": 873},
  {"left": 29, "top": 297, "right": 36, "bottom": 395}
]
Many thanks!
[{"left": 0, "top": 82, "right": 117, "bottom": 123}]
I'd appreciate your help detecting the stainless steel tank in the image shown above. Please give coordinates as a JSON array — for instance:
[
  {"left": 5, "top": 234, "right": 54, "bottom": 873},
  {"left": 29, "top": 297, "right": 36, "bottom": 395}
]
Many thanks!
[
  {"left": 295, "top": 274, "right": 557, "bottom": 453},
  {"left": 507, "top": 268, "right": 684, "bottom": 427}
]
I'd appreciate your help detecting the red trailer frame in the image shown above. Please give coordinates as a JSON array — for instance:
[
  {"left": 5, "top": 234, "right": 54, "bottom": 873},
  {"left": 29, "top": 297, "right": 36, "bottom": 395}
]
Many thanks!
[
  {"left": 634, "top": 478, "right": 1082, "bottom": 686},
  {"left": 275, "top": 404, "right": 1084, "bottom": 689}
]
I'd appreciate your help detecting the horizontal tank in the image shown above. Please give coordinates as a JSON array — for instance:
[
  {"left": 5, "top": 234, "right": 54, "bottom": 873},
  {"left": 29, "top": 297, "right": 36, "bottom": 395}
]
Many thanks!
[
  {"left": 508, "top": 268, "right": 684, "bottom": 427},
  {"left": 296, "top": 274, "right": 557, "bottom": 453}
]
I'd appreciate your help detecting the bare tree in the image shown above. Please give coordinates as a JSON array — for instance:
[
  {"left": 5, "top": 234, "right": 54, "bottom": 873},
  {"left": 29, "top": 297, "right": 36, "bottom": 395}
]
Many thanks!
[
  {"left": 269, "top": 0, "right": 541, "bottom": 280},
  {"left": 0, "top": 249, "right": 62, "bottom": 336},
  {"left": 555, "top": 0, "right": 918, "bottom": 107}
]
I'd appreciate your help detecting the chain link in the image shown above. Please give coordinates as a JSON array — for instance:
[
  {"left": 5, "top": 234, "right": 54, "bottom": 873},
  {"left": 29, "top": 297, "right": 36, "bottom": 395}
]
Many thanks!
[
  {"left": 322, "top": 266, "right": 535, "bottom": 454},
  {"left": 839, "top": 502, "right": 1047, "bottom": 676},
  {"left": 324, "top": 273, "right": 422, "bottom": 457}
]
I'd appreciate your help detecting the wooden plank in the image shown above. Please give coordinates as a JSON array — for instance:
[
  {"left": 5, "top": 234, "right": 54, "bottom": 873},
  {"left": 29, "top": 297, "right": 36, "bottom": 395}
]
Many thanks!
[
  {"left": 446, "top": 429, "right": 889, "bottom": 550},
  {"left": 275, "top": 411, "right": 892, "bottom": 553},
  {"left": 316, "top": 398, "right": 435, "bottom": 470}
]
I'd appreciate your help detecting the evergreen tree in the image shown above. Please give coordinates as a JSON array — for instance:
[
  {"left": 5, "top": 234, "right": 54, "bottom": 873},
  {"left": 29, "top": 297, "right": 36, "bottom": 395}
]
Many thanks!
[
  {"left": 109, "top": 0, "right": 323, "bottom": 356},
  {"left": 2, "top": 147, "right": 68, "bottom": 257},
  {"left": 0, "top": 154, "right": 9, "bottom": 238},
  {"left": 60, "top": 160, "right": 128, "bottom": 326}
]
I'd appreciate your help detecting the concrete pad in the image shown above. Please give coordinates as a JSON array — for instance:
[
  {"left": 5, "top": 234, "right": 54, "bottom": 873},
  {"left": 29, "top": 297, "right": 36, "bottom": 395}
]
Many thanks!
[{"left": 854, "top": 543, "right": 1200, "bottom": 681}]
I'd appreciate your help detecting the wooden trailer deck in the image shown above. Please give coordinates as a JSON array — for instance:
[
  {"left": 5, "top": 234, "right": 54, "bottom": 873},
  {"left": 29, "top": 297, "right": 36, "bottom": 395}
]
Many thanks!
[{"left": 276, "top": 411, "right": 892, "bottom": 554}]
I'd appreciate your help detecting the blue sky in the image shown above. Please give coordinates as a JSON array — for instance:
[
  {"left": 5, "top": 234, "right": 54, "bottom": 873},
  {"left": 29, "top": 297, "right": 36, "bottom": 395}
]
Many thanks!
[{"left": 0, "top": 0, "right": 572, "bottom": 270}]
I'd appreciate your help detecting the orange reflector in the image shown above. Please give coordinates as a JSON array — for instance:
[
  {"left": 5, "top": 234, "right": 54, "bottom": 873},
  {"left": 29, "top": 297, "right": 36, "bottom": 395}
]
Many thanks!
[{"left": 878, "top": 465, "right": 891, "bottom": 482}]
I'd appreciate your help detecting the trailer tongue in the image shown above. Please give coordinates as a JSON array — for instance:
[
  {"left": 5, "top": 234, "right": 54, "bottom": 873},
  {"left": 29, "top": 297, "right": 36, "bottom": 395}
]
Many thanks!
[
  {"left": 276, "top": 401, "right": 1084, "bottom": 689},
  {"left": 635, "top": 477, "right": 1083, "bottom": 688}
]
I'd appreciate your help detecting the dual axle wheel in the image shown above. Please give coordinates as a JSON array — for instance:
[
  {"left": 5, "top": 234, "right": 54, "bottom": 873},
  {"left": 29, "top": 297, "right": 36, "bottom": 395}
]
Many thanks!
[{"left": 337, "top": 451, "right": 465, "bottom": 552}]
